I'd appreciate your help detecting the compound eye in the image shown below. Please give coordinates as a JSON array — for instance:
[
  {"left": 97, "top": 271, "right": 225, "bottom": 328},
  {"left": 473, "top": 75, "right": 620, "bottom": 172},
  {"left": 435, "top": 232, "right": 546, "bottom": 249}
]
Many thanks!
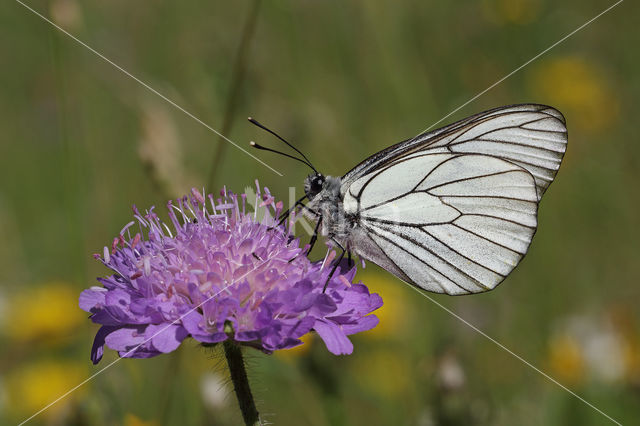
[
  {"left": 313, "top": 176, "right": 324, "bottom": 191},
  {"left": 304, "top": 174, "right": 325, "bottom": 199}
]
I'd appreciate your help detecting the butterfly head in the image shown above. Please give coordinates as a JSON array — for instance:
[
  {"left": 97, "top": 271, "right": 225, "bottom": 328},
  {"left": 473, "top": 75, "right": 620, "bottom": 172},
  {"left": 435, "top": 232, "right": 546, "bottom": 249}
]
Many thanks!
[{"left": 304, "top": 173, "right": 326, "bottom": 200}]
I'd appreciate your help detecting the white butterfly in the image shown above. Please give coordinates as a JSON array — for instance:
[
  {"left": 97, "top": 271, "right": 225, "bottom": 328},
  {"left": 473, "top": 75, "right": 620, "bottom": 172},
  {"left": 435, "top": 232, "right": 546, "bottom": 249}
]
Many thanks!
[{"left": 252, "top": 104, "right": 567, "bottom": 295}]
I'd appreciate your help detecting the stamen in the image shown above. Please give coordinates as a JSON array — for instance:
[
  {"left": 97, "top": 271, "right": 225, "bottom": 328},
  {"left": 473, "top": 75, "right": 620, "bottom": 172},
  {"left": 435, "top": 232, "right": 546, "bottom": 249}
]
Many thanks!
[
  {"left": 321, "top": 249, "right": 336, "bottom": 270},
  {"left": 162, "top": 223, "right": 174, "bottom": 238},
  {"left": 131, "top": 233, "right": 141, "bottom": 250},
  {"left": 338, "top": 275, "right": 351, "bottom": 287},
  {"left": 191, "top": 187, "right": 205, "bottom": 204},
  {"left": 143, "top": 256, "right": 151, "bottom": 276}
]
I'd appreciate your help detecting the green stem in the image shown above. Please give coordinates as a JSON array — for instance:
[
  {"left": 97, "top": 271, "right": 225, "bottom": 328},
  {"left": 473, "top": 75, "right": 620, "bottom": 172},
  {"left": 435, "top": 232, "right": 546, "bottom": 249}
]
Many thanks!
[
  {"left": 207, "top": 0, "right": 262, "bottom": 190},
  {"left": 223, "top": 339, "right": 260, "bottom": 426}
]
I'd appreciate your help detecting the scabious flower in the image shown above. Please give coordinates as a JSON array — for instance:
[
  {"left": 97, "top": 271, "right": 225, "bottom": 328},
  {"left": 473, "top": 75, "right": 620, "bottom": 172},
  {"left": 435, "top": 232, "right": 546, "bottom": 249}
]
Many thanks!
[{"left": 80, "top": 184, "right": 382, "bottom": 364}]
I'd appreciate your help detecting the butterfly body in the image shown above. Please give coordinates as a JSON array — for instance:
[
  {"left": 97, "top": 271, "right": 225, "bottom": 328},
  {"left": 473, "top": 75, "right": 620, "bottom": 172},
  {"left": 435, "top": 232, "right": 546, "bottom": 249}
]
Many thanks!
[
  {"left": 304, "top": 173, "right": 412, "bottom": 285},
  {"left": 295, "top": 104, "right": 567, "bottom": 295}
]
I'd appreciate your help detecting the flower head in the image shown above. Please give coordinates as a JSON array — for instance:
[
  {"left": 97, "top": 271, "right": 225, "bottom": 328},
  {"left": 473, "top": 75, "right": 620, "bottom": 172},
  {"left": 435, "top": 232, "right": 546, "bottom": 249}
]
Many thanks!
[{"left": 81, "top": 184, "right": 382, "bottom": 363}]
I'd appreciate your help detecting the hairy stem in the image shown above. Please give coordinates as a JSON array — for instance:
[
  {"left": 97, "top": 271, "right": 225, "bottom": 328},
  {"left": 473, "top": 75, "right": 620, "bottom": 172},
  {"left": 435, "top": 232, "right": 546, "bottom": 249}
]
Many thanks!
[{"left": 223, "top": 339, "right": 260, "bottom": 426}]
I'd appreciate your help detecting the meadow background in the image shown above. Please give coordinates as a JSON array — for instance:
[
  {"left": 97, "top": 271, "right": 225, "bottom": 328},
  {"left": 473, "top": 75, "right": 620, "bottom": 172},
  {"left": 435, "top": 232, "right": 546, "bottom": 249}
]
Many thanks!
[{"left": 1, "top": 0, "right": 639, "bottom": 425}]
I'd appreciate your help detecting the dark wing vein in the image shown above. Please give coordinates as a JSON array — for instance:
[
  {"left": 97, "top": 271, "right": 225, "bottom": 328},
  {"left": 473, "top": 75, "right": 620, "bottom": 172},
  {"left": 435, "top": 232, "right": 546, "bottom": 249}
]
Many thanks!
[
  {"left": 419, "top": 227, "right": 505, "bottom": 277},
  {"left": 450, "top": 223, "right": 526, "bottom": 255},
  {"left": 341, "top": 104, "right": 567, "bottom": 200},
  {"left": 363, "top": 223, "right": 479, "bottom": 293},
  {"left": 423, "top": 169, "right": 520, "bottom": 192}
]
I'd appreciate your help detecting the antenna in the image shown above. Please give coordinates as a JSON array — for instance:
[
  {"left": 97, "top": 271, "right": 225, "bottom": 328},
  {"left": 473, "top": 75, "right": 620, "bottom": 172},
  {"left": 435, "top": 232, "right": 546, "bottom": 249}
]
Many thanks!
[
  {"left": 248, "top": 117, "right": 318, "bottom": 172},
  {"left": 249, "top": 142, "right": 316, "bottom": 172}
]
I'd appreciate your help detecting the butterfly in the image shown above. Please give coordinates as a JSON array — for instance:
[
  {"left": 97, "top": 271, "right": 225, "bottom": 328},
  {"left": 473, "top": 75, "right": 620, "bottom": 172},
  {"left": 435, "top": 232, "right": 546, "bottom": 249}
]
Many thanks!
[{"left": 250, "top": 104, "right": 567, "bottom": 295}]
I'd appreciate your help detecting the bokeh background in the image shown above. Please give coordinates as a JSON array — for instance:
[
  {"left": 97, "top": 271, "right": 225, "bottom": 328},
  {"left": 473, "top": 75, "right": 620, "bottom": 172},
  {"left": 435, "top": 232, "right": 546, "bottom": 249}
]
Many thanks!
[{"left": 1, "top": 0, "right": 639, "bottom": 424}]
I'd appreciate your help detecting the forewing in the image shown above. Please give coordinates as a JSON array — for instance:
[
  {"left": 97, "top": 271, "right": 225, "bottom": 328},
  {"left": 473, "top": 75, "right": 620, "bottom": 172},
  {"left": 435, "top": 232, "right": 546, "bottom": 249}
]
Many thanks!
[
  {"left": 342, "top": 104, "right": 567, "bottom": 200},
  {"left": 344, "top": 153, "right": 538, "bottom": 295}
]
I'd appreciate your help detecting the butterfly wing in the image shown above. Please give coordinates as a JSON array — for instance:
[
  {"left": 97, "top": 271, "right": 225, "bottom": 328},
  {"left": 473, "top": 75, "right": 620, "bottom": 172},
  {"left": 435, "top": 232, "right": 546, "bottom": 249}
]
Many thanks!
[
  {"left": 342, "top": 104, "right": 567, "bottom": 200},
  {"left": 343, "top": 153, "right": 539, "bottom": 295}
]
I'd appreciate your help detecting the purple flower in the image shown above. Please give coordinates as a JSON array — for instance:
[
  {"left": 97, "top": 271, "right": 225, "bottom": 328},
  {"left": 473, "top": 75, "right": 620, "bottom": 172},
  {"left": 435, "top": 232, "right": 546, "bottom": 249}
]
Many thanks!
[{"left": 80, "top": 184, "right": 382, "bottom": 364}]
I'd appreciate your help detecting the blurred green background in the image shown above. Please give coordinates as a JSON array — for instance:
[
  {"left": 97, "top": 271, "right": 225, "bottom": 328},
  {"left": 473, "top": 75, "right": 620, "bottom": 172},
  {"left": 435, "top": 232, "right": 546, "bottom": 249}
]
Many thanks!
[{"left": 1, "top": 0, "right": 639, "bottom": 424}]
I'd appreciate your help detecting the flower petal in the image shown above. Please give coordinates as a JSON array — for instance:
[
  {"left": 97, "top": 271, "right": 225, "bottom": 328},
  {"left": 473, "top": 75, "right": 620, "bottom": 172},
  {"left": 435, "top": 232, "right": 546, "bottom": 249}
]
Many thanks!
[
  {"left": 79, "top": 287, "right": 107, "bottom": 312},
  {"left": 342, "top": 314, "right": 379, "bottom": 335},
  {"left": 313, "top": 319, "right": 353, "bottom": 355},
  {"left": 146, "top": 324, "right": 189, "bottom": 353},
  {"left": 104, "top": 325, "right": 146, "bottom": 351},
  {"left": 90, "top": 325, "right": 118, "bottom": 364}
]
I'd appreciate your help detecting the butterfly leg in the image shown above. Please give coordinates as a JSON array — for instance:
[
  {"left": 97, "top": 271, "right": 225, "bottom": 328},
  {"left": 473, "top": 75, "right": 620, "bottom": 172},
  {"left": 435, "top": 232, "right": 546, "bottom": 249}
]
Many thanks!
[
  {"left": 288, "top": 216, "right": 323, "bottom": 264},
  {"left": 283, "top": 204, "right": 319, "bottom": 240},
  {"left": 306, "top": 217, "right": 323, "bottom": 254},
  {"left": 277, "top": 200, "right": 320, "bottom": 237},
  {"left": 277, "top": 195, "right": 307, "bottom": 226},
  {"left": 322, "top": 240, "right": 346, "bottom": 293}
]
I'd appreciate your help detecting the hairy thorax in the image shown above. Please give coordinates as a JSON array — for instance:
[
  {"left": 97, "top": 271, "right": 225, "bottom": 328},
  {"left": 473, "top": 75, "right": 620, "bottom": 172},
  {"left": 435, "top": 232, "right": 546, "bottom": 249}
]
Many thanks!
[{"left": 305, "top": 176, "right": 358, "bottom": 244}]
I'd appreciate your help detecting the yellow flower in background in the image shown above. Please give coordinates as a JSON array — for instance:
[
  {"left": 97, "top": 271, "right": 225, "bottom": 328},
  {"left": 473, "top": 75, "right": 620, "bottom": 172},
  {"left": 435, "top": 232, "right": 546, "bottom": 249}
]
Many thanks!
[
  {"left": 2, "top": 282, "right": 83, "bottom": 345},
  {"left": 4, "top": 360, "right": 86, "bottom": 420},
  {"left": 608, "top": 307, "right": 640, "bottom": 386},
  {"left": 547, "top": 335, "right": 585, "bottom": 386},
  {"left": 528, "top": 57, "right": 619, "bottom": 132},
  {"left": 356, "top": 271, "right": 411, "bottom": 340},
  {"left": 124, "top": 413, "right": 159, "bottom": 426},
  {"left": 548, "top": 312, "right": 640, "bottom": 386},
  {"left": 482, "top": 0, "right": 541, "bottom": 25},
  {"left": 353, "top": 349, "right": 410, "bottom": 399},
  {"left": 622, "top": 336, "right": 640, "bottom": 386}
]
